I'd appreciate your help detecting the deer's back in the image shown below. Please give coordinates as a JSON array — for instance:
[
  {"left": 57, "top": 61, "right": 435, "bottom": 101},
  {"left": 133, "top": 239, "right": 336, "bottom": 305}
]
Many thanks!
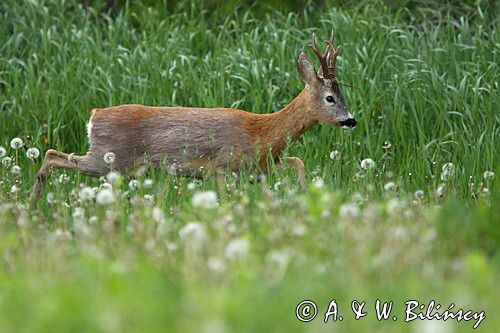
[{"left": 87, "top": 104, "right": 257, "bottom": 174}]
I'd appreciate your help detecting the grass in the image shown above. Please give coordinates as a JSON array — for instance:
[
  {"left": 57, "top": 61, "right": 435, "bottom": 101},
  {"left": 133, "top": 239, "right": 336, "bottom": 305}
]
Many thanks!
[{"left": 0, "top": 0, "right": 498, "bottom": 332}]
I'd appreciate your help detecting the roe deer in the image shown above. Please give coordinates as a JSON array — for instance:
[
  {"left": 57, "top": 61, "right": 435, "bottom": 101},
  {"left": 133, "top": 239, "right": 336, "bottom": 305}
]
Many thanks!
[{"left": 33, "top": 33, "right": 355, "bottom": 200}]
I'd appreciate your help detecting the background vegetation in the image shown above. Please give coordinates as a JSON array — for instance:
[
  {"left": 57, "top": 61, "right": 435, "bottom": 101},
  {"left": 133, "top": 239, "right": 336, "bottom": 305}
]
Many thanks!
[{"left": 0, "top": 0, "right": 498, "bottom": 332}]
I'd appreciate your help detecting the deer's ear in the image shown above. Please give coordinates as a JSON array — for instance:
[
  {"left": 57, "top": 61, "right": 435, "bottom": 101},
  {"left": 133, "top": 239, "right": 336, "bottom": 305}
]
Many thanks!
[{"left": 297, "top": 51, "right": 320, "bottom": 86}]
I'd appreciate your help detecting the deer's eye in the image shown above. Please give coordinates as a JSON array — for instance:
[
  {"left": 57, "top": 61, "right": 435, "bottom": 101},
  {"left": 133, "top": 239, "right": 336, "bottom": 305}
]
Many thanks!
[{"left": 325, "top": 96, "right": 335, "bottom": 103}]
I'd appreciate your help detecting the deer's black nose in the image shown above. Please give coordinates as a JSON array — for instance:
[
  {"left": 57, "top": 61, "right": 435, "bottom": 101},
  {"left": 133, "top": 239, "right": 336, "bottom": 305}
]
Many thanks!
[{"left": 340, "top": 118, "right": 356, "bottom": 128}]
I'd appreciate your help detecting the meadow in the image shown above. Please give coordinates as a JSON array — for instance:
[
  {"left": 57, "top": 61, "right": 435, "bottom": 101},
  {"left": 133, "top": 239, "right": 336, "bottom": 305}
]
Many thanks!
[{"left": 0, "top": 0, "right": 498, "bottom": 332}]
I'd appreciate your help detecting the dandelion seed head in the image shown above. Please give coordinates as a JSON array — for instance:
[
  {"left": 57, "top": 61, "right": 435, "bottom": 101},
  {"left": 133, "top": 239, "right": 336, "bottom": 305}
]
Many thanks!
[
  {"left": 329, "top": 150, "right": 339, "bottom": 159},
  {"left": 2, "top": 156, "right": 12, "bottom": 167},
  {"left": 312, "top": 177, "right": 324, "bottom": 189},
  {"left": 58, "top": 173, "right": 70, "bottom": 183},
  {"left": 360, "top": 158, "right": 375, "bottom": 170},
  {"left": 152, "top": 207, "right": 164, "bottom": 223},
  {"left": 72, "top": 207, "right": 85, "bottom": 221},
  {"left": 11, "top": 165, "right": 21, "bottom": 175},
  {"left": 96, "top": 188, "right": 115, "bottom": 205},
  {"left": 179, "top": 222, "right": 207, "bottom": 242},
  {"left": 79, "top": 187, "right": 94, "bottom": 202},
  {"left": 187, "top": 182, "right": 196, "bottom": 191},
  {"left": 10, "top": 138, "right": 24, "bottom": 149},
  {"left": 67, "top": 153, "right": 76, "bottom": 163},
  {"left": 0, "top": 146, "right": 6, "bottom": 157},
  {"left": 106, "top": 171, "right": 121, "bottom": 186},
  {"left": 436, "top": 184, "right": 446, "bottom": 198},
  {"left": 143, "top": 179, "right": 154, "bottom": 189},
  {"left": 440, "top": 162, "right": 455, "bottom": 181},
  {"left": 384, "top": 182, "right": 396, "bottom": 191},
  {"left": 100, "top": 183, "right": 112, "bottom": 191},
  {"left": 46, "top": 192, "right": 56, "bottom": 204},
  {"left": 225, "top": 237, "right": 249, "bottom": 261},
  {"left": 11, "top": 185, "right": 19, "bottom": 193},
  {"left": 273, "top": 181, "right": 282, "bottom": 191},
  {"left": 103, "top": 152, "right": 115, "bottom": 164},
  {"left": 339, "top": 203, "right": 360, "bottom": 220},
  {"left": 192, "top": 191, "right": 218, "bottom": 209},
  {"left": 207, "top": 257, "right": 226, "bottom": 274},
  {"left": 483, "top": 171, "right": 494, "bottom": 181},
  {"left": 414, "top": 190, "right": 424, "bottom": 199},
  {"left": 386, "top": 198, "right": 403, "bottom": 216},
  {"left": 26, "top": 147, "right": 40, "bottom": 159},
  {"left": 128, "top": 179, "right": 140, "bottom": 190}
]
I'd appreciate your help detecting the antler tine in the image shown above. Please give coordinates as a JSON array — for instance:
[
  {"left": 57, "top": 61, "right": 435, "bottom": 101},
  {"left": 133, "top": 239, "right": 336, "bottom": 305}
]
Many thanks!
[
  {"left": 326, "top": 31, "right": 336, "bottom": 78},
  {"left": 326, "top": 31, "right": 342, "bottom": 79},
  {"left": 311, "top": 33, "right": 330, "bottom": 80}
]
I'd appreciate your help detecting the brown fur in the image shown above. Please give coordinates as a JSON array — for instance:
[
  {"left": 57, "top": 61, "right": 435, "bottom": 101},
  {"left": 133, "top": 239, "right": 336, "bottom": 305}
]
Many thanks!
[{"left": 33, "top": 34, "right": 355, "bottom": 200}]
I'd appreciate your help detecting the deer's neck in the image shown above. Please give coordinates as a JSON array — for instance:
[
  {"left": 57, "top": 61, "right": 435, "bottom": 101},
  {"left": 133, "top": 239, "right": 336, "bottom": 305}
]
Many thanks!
[{"left": 254, "top": 88, "right": 318, "bottom": 159}]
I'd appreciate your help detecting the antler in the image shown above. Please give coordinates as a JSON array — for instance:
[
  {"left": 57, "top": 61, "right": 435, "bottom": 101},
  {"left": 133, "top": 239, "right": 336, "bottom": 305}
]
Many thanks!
[{"left": 311, "top": 31, "right": 340, "bottom": 80}]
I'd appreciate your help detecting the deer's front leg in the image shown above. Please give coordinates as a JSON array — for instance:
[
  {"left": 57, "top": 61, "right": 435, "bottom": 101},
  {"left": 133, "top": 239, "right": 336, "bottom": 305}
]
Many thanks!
[{"left": 276, "top": 157, "right": 307, "bottom": 190}]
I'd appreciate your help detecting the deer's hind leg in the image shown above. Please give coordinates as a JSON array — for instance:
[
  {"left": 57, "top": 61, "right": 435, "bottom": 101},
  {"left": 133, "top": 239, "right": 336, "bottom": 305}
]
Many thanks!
[{"left": 32, "top": 149, "right": 104, "bottom": 201}]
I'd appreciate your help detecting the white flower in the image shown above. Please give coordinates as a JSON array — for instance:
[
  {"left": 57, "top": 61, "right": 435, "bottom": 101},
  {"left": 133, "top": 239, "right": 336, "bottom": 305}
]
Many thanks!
[
  {"left": 143, "top": 194, "right": 154, "bottom": 202},
  {"left": 0, "top": 146, "right": 6, "bottom": 157},
  {"left": 2, "top": 156, "right": 12, "bottom": 167},
  {"left": 384, "top": 182, "right": 396, "bottom": 191},
  {"left": 128, "top": 179, "right": 140, "bottom": 190},
  {"left": 79, "top": 187, "right": 94, "bottom": 202},
  {"left": 11, "top": 185, "right": 19, "bottom": 193},
  {"left": 106, "top": 171, "right": 121, "bottom": 185},
  {"left": 386, "top": 198, "right": 403, "bottom": 216},
  {"left": 329, "top": 150, "right": 339, "bottom": 159},
  {"left": 207, "top": 257, "right": 227, "bottom": 274},
  {"left": 192, "top": 191, "right": 218, "bottom": 209},
  {"left": 382, "top": 141, "right": 392, "bottom": 149},
  {"left": 483, "top": 170, "right": 495, "bottom": 181},
  {"left": 360, "top": 158, "right": 375, "bottom": 170},
  {"left": 72, "top": 207, "right": 85, "bottom": 222},
  {"left": 10, "top": 137, "right": 24, "bottom": 149},
  {"left": 100, "top": 183, "right": 112, "bottom": 190},
  {"left": 339, "top": 203, "right": 360, "bottom": 219},
  {"left": 414, "top": 190, "right": 424, "bottom": 199},
  {"left": 187, "top": 182, "right": 196, "bottom": 191},
  {"left": 152, "top": 207, "right": 164, "bottom": 223},
  {"left": 26, "top": 147, "right": 40, "bottom": 159},
  {"left": 103, "top": 152, "right": 115, "bottom": 164},
  {"left": 96, "top": 188, "right": 115, "bottom": 205},
  {"left": 179, "top": 222, "right": 207, "bottom": 242},
  {"left": 143, "top": 179, "right": 154, "bottom": 189},
  {"left": 225, "top": 237, "right": 249, "bottom": 261},
  {"left": 312, "top": 177, "right": 324, "bottom": 189},
  {"left": 436, "top": 184, "right": 446, "bottom": 198},
  {"left": 273, "top": 181, "right": 282, "bottom": 191},
  {"left": 167, "top": 164, "right": 177, "bottom": 176},
  {"left": 11, "top": 165, "right": 21, "bottom": 175},
  {"left": 58, "top": 173, "right": 70, "bottom": 183},
  {"left": 46, "top": 192, "right": 56, "bottom": 204},
  {"left": 266, "top": 250, "right": 290, "bottom": 268},
  {"left": 67, "top": 153, "right": 76, "bottom": 163},
  {"left": 440, "top": 162, "right": 455, "bottom": 181}
]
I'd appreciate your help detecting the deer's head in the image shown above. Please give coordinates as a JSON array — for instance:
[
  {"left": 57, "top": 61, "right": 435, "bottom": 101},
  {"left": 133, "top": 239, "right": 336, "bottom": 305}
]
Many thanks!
[{"left": 297, "top": 32, "right": 355, "bottom": 128}]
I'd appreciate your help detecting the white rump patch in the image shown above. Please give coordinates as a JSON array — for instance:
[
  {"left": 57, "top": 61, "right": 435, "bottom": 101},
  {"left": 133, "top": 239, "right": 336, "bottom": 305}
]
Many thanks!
[{"left": 86, "top": 119, "right": 93, "bottom": 140}]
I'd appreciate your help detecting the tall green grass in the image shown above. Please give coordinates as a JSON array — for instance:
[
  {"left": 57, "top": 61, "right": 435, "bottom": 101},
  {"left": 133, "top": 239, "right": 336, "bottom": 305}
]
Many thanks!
[{"left": 0, "top": 1, "right": 498, "bottom": 332}]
